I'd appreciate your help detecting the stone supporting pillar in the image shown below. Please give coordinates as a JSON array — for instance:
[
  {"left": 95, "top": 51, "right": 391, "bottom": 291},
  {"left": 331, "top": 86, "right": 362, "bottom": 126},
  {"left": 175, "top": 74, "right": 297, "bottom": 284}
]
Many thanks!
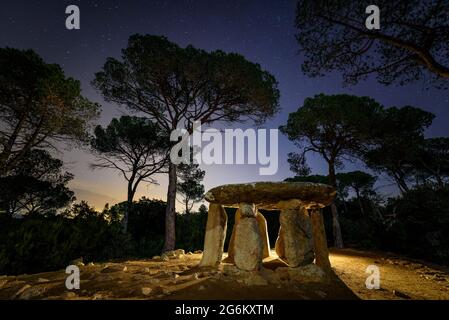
[
  {"left": 226, "top": 208, "right": 270, "bottom": 264},
  {"left": 222, "top": 209, "right": 241, "bottom": 263},
  {"left": 234, "top": 203, "right": 263, "bottom": 271},
  {"left": 199, "top": 203, "right": 228, "bottom": 267},
  {"left": 256, "top": 210, "right": 271, "bottom": 259},
  {"left": 309, "top": 208, "right": 332, "bottom": 273},
  {"left": 276, "top": 204, "right": 314, "bottom": 267}
]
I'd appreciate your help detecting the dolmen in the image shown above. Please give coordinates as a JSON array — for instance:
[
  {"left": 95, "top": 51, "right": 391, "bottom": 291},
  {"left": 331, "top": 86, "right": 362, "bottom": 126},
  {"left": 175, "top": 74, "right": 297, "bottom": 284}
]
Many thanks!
[{"left": 199, "top": 181, "right": 336, "bottom": 274}]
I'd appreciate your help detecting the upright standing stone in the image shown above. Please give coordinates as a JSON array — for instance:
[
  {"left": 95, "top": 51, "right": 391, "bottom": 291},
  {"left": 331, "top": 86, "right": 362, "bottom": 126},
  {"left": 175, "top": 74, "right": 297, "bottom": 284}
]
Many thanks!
[
  {"left": 275, "top": 227, "right": 285, "bottom": 260},
  {"left": 239, "top": 202, "right": 256, "bottom": 217},
  {"left": 256, "top": 211, "right": 271, "bottom": 259},
  {"left": 199, "top": 204, "right": 228, "bottom": 267},
  {"left": 278, "top": 207, "right": 314, "bottom": 267},
  {"left": 223, "top": 209, "right": 241, "bottom": 263},
  {"left": 309, "top": 208, "right": 332, "bottom": 273},
  {"left": 234, "top": 203, "right": 263, "bottom": 271}
]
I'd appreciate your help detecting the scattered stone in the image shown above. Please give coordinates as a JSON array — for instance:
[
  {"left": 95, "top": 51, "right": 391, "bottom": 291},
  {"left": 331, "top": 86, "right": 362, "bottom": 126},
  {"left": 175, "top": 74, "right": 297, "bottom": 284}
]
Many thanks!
[
  {"left": 174, "top": 249, "right": 185, "bottom": 256},
  {"left": 198, "top": 285, "right": 206, "bottom": 290},
  {"left": 220, "top": 264, "right": 240, "bottom": 275},
  {"left": 244, "top": 272, "right": 269, "bottom": 286},
  {"left": 0, "top": 279, "right": 8, "bottom": 289},
  {"left": 187, "top": 252, "right": 193, "bottom": 255},
  {"left": 287, "top": 264, "right": 327, "bottom": 283},
  {"left": 70, "top": 257, "right": 84, "bottom": 267},
  {"left": 393, "top": 290, "right": 411, "bottom": 299},
  {"left": 194, "top": 250, "right": 203, "bottom": 254},
  {"left": 144, "top": 267, "right": 150, "bottom": 273},
  {"left": 153, "top": 286, "right": 171, "bottom": 295},
  {"left": 152, "top": 255, "right": 161, "bottom": 260},
  {"left": 37, "top": 278, "right": 49, "bottom": 283},
  {"left": 13, "top": 284, "right": 47, "bottom": 300},
  {"left": 12, "top": 284, "right": 31, "bottom": 299},
  {"left": 161, "top": 254, "right": 170, "bottom": 262},
  {"left": 259, "top": 267, "right": 279, "bottom": 283},
  {"left": 63, "top": 292, "right": 78, "bottom": 299},
  {"left": 191, "top": 273, "right": 200, "bottom": 280},
  {"left": 122, "top": 266, "right": 128, "bottom": 272},
  {"left": 275, "top": 267, "right": 290, "bottom": 281},
  {"left": 92, "top": 293, "right": 103, "bottom": 300},
  {"left": 87, "top": 262, "right": 95, "bottom": 266},
  {"left": 142, "top": 287, "right": 153, "bottom": 296},
  {"left": 315, "top": 290, "right": 327, "bottom": 298},
  {"left": 101, "top": 266, "right": 121, "bottom": 273}
]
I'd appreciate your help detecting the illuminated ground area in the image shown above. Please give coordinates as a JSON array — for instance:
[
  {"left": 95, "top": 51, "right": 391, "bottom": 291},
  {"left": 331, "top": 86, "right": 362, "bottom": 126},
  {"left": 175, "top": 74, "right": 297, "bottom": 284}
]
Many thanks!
[{"left": 0, "top": 249, "right": 448, "bottom": 300}]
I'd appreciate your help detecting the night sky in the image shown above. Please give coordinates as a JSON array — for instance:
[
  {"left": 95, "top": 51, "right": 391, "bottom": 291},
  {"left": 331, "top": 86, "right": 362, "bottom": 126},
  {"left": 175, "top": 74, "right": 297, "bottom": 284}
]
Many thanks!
[{"left": 1, "top": 0, "right": 448, "bottom": 209}]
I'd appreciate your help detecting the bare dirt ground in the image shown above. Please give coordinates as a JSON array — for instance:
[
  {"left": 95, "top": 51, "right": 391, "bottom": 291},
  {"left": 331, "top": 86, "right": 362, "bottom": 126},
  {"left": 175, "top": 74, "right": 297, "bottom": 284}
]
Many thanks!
[{"left": 0, "top": 248, "right": 448, "bottom": 300}]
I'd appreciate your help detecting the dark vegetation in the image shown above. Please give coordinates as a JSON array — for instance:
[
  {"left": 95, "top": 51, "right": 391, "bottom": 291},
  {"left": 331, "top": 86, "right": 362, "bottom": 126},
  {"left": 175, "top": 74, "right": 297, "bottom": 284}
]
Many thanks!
[{"left": 0, "top": 199, "right": 208, "bottom": 275}]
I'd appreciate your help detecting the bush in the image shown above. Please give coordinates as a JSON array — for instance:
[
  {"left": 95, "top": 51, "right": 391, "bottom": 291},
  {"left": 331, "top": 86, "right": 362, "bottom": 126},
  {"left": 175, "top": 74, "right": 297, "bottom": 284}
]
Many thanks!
[
  {"left": 383, "top": 186, "right": 449, "bottom": 264},
  {"left": 0, "top": 202, "right": 132, "bottom": 275}
]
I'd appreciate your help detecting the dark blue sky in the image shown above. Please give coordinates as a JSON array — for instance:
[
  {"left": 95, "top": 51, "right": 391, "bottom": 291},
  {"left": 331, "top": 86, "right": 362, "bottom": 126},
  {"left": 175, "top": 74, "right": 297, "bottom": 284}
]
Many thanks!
[{"left": 1, "top": 0, "right": 448, "bottom": 208}]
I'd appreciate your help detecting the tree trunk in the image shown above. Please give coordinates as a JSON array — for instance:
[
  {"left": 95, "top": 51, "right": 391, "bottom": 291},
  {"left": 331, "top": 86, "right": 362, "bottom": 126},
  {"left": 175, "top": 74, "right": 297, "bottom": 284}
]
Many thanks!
[
  {"left": 123, "top": 194, "right": 132, "bottom": 233},
  {"left": 392, "top": 171, "right": 410, "bottom": 194},
  {"left": 123, "top": 173, "right": 137, "bottom": 233},
  {"left": 185, "top": 198, "right": 190, "bottom": 215},
  {"left": 330, "top": 203, "right": 344, "bottom": 248},
  {"left": 163, "top": 162, "right": 177, "bottom": 253},
  {"left": 355, "top": 190, "right": 366, "bottom": 216},
  {"left": 328, "top": 160, "right": 344, "bottom": 248}
]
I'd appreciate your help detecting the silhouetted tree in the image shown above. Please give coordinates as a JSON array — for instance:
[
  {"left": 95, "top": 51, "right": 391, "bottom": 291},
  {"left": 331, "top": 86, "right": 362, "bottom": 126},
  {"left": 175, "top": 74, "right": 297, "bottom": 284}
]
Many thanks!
[
  {"left": 93, "top": 35, "right": 280, "bottom": 252},
  {"left": 177, "top": 161, "right": 205, "bottom": 214},
  {"left": 0, "top": 149, "right": 75, "bottom": 216},
  {"left": 286, "top": 152, "right": 312, "bottom": 177},
  {"left": 415, "top": 137, "right": 449, "bottom": 188},
  {"left": 364, "top": 106, "right": 435, "bottom": 194},
  {"left": 295, "top": 0, "right": 449, "bottom": 87},
  {"left": 91, "top": 116, "right": 168, "bottom": 232},
  {"left": 0, "top": 48, "right": 100, "bottom": 176},
  {"left": 336, "top": 171, "right": 377, "bottom": 216},
  {"left": 280, "top": 94, "right": 383, "bottom": 248},
  {"left": 284, "top": 174, "right": 328, "bottom": 184}
]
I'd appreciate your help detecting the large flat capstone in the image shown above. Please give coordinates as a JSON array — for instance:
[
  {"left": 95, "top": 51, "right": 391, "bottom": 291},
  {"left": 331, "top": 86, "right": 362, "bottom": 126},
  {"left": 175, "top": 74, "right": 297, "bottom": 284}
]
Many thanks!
[{"left": 204, "top": 181, "right": 336, "bottom": 209}]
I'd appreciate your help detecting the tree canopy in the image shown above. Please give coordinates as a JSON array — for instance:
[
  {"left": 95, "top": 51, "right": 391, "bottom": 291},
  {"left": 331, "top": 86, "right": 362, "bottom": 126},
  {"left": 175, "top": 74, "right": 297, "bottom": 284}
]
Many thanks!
[
  {"left": 280, "top": 93, "right": 384, "bottom": 248},
  {"left": 364, "top": 106, "right": 435, "bottom": 193},
  {"left": 0, "top": 48, "right": 100, "bottom": 176},
  {"left": 0, "top": 149, "right": 75, "bottom": 216},
  {"left": 295, "top": 0, "right": 449, "bottom": 87},
  {"left": 177, "top": 161, "right": 205, "bottom": 214},
  {"left": 91, "top": 116, "right": 168, "bottom": 231}
]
